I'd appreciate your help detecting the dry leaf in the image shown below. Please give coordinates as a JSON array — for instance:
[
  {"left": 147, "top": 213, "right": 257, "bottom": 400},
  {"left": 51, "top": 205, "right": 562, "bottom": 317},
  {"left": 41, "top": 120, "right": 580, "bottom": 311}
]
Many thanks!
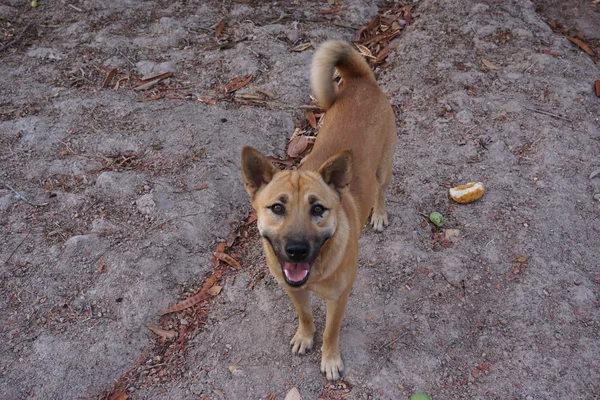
[
  {"left": 376, "top": 46, "right": 390, "bottom": 62},
  {"left": 157, "top": 271, "right": 221, "bottom": 315},
  {"left": 109, "top": 392, "right": 129, "bottom": 400},
  {"left": 292, "top": 42, "right": 313, "bottom": 52},
  {"left": 208, "top": 285, "right": 222, "bottom": 296},
  {"left": 214, "top": 251, "right": 242, "bottom": 270},
  {"left": 138, "top": 72, "right": 173, "bottom": 83},
  {"left": 224, "top": 75, "right": 253, "bottom": 93},
  {"left": 215, "top": 18, "right": 226, "bottom": 39},
  {"left": 481, "top": 58, "right": 500, "bottom": 70},
  {"left": 287, "top": 135, "right": 309, "bottom": 158},
  {"left": 516, "top": 255, "right": 528, "bottom": 264},
  {"left": 595, "top": 80, "right": 600, "bottom": 97},
  {"left": 319, "top": 6, "right": 343, "bottom": 14},
  {"left": 304, "top": 110, "right": 317, "bottom": 128},
  {"left": 566, "top": 36, "right": 594, "bottom": 56},
  {"left": 199, "top": 97, "right": 218, "bottom": 105},
  {"left": 102, "top": 68, "right": 117, "bottom": 89},
  {"left": 265, "top": 155, "right": 296, "bottom": 167},
  {"left": 444, "top": 229, "right": 460, "bottom": 241},
  {"left": 355, "top": 44, "right": 376, "bottom": 59},
  {"left": 134, "top": 78, "right": 161, "bottom": 91},
  {"left": 148, "top": 324, "right": 177, "bottom": 339}
]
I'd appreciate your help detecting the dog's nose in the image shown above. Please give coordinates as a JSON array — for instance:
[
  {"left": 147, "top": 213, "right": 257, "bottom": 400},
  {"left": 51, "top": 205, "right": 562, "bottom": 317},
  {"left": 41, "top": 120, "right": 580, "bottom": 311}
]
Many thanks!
[{"left": 285, "top": 241, "right": 310, "bottom": 261}]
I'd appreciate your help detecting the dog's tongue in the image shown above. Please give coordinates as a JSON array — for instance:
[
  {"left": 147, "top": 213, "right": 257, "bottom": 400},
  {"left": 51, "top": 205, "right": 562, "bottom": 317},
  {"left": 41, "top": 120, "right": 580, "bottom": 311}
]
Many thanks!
[{"left": 283, "top": 262, "right": 310, "bottom": 283}]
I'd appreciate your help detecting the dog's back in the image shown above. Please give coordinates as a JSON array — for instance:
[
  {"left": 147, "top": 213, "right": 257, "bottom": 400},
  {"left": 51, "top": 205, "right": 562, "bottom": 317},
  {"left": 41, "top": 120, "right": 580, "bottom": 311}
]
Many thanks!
[{"left": 303, "top": 41, "right": 396, "bottom": 228}]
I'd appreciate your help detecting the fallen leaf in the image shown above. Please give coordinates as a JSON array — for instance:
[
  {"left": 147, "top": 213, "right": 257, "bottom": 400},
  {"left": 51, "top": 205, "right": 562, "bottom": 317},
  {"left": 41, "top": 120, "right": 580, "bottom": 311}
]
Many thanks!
[
  {"left": 134, "top": 78, "right": 162, "bottom": 91},
  {"left": 481, "top": 58, "right": 500, "bottom": 70},
  {"left": 566, "top": 36, "right": 594, "bottom": 56},
  {"left": 157, "top": 271, "right": 221, "bottom": 315},
  {"left": 595, "top": 80, "right": 600, "bottom": 97},
  {"left": 224, "top": 75, "right": 253, "bottom": 93},
  {"left": 319, "top": 6, "right": 343, "bottom": 14},
  {"left": 214, "top": 251, "right": 242, "bottom": 270},
  {"left": 304, "top": 110, "right": 317, "bottom": 128},
  {"left": 208, "top": 285, "right": 222, "bottom": 296},
  {"left": 194, "top": 184, "right": 209, "bottom": 190},
  {"left": 265, "top": 155, "right": 296, "bottom": 167},
  {"left": 109, "top": 392, "right": 128, "bottom": 400},
  {"left": 138, "top": 72, "right": 173, "bottom": 83},
  {"left": 284, "top": 387, "right": 302, "bottom": 400},
  {"left": 211, "top": 242, "right": 228, "bottom": 266},
  {"left": 102, "top": 68, "right": 117, "bottom": 89},
  {"left": 199, "top": 97, "right": 218, "bottom": 105},
  {"left": 478, "top": 361, "right": 489, "bottom": 372},
  {"left": 148, "top": 324, "right": 177, "bottom": 339},
  {"left": 287, "top": 135, "right": 309, "bottom": 158},
  {"left": 376, "top": 46, "right": 390, "bottom": 62},
  {"left": 516, "top": 255, "right": 528, "bottom": 264},
  {"left": 355, "top": 44, "right": 375, "bottom": 59},
  {"left": 292, "top": 42, "right": 313, "bottom": 52},
  {"left": 444, "top": 229, "right": 460, "bottom": 241},
  {"left": 215, "top": 18, "right": 226, "bottom": 39}
]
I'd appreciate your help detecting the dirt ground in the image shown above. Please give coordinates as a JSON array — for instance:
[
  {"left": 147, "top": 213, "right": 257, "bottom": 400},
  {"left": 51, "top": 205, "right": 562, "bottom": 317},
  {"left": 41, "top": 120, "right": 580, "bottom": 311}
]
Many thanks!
[{"left": 1, "top": 0, "right": 599, "bottom": 399}]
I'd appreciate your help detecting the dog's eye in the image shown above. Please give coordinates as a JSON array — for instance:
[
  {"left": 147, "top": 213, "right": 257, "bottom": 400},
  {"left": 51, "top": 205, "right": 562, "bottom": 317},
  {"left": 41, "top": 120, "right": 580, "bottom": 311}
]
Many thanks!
[
  {"left": 310, "top": 204, "right": 326, "bottom": 216},
  {"left": 270, "top": 203, "right": 285, "bottom": 215}
]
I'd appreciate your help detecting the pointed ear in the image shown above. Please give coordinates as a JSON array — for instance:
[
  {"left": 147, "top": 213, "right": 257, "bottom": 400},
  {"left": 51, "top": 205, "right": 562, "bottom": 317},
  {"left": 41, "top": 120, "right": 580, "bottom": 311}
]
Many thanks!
[
  {"left": 241, "top": 146, "right": 278, "bottom": 199},
  {"left": 318, "top": 150, "right": 352, "bottom": 195}
]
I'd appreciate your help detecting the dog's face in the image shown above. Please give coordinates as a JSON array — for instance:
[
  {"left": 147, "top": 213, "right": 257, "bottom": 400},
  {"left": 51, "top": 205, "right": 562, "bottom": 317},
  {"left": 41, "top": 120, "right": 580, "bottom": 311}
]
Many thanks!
[{"left": 241, "top": 147, "right": 352, "bottom": 287}]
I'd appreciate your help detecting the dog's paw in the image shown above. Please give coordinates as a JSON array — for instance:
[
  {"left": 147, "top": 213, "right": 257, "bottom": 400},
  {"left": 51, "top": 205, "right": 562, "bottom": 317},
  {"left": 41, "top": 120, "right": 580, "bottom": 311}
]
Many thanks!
[
  {"left": 320, "top": 354, "right": 344, "bottom": 381},
  {"left": 370, "top": 212, "right": 389, "bottom": 232},
  {"left": 290, "top": 330, "right": 313, "bottom": 355}
]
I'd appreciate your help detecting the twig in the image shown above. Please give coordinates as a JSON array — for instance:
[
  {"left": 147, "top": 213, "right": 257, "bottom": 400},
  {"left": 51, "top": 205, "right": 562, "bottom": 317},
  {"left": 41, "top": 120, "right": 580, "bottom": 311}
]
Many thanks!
[
  {"left": 3, "top": 182, "right": 49, "bottom": 207},
  {"left": 440, "top": 272, "right": 462, "bottom": 290},
  {"left": 523, "top": 59, "right": 538, "bottom": 73},
  {"left": 68, "top": 4, "right": 83, "bottom": 12},
  {"left": 0, "top": 22, "right": 33, "bottom": 53},
  {"left": 3, "top": 232, "right": 30, "bottom": 265},
  {"left": 378, "top": 331, "right": 409, "bottom": 349},
  {"left": 524, "top": 106, "right": 572, "bottom": 122}
]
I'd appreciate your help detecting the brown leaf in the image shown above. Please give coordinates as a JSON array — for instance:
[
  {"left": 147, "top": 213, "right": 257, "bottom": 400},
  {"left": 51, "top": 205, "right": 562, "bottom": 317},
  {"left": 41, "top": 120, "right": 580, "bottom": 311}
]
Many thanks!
[
  {"left": 215, "top": 18, "right": 226, "bottom": 39},
  {"left": 479, "top": 361, "right": 489, "bottom": 372},
  {"left": 214, "top": 251, "right": 242, "bottom": 270},
  {"left": 138, "top": 72, "right": 173, "bottom": 83},
  {"left": 481, "top": 58, "right": 500, "bottom": 70},
  {"left": 208, "top": 285, "right": 222, "bottom": 296},
  {"left": 199, "top": 97, "right": 218, "bottom": 105},
  {"left": 304, "top": 110, "right": 317, "bottom": 128},
  {"left": 102, "top": 68, "right": 118, "bottom": 89},
  {"left": 292, "top": 42, "right": 313, "bottom": 52},
  {"left": 444, "top": 229, "right": 460, "bottom": 242},
  {"left": 265, "top": 156, "right": 296, "bottom": 167},
  {"left": 287, "top": 135, "right": 309, "bottom": 158},
  {"left": 595, "top": 80, "right": 600, "bottom": 97},
  {"left": 148, "top": 324, "right": 177, "bottom": 339},
  {"left": 211, "top": 242, "right": 228, "bottom": 266},
  {"left": 109, "top": 392, "right": 128, "bottom": 400},
  {"left": 516, "top": 255, "right": 528, "bottom": 264},
  {"left": 355, "top": 44, "right": 375, "bottom": 59},
  {"left": 567, "top": 36, "right": 594, "bottom": 56},
  {"left": 319, "top": 6, "right": 343, "bottom": 14},
  {"left": 157, "top": 271, "right": 221, "bottom": 315},
  {"left": 224, "top": 75, "right": 253, "bottom": 93},
  {"left": 376, "top": 46, "right": 390, "bottom": 62},
  {"left": 134, "top": 78, "right": 162, "bottom": 91}
]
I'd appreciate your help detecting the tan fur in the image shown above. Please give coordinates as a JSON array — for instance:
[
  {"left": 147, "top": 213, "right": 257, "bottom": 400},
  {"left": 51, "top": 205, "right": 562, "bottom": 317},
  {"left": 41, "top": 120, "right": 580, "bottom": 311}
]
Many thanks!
[{"left": 241, "top": 40, "right": 397, "bottom": 380}]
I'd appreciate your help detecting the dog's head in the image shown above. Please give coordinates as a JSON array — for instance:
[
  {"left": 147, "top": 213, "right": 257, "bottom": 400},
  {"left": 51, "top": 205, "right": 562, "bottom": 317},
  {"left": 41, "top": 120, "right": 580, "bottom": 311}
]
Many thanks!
[{"left": 241, "top": 146, "right": 352, "bottom": 287}]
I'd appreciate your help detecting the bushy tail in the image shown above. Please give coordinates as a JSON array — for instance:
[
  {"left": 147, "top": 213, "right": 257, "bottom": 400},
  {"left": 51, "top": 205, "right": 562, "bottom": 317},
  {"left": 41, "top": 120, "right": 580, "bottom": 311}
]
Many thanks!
[{"left": 310, "top": 40, "right": 375, "bottom": 110}]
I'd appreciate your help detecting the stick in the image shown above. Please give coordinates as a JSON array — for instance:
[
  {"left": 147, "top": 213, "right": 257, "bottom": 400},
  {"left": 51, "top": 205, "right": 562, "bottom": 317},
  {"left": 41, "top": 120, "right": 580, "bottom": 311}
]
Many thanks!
[
  {"left": 524, "top": 106, "right": 572, "bottom": 122},
  {"left": 3, "top": 232, "right": 30, "bottom": 265},
  {"left": 440, "top": 272, "right": 462, "bottom": 290},
  {"left": 0, "top": 23, "right": 33, "bottom": 53},
  {"left": 3, "top": 182, "right": 49, "bottom": 207},
  {"left": 378, "top": 331, "right": 408, "bottom": 349}
]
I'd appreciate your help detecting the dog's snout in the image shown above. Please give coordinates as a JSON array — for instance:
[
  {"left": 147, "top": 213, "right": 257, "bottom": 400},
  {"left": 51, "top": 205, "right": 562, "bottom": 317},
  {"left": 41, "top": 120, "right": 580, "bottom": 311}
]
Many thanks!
[{"left": 285, "top": 241, "right": 310, "bottom": 261}]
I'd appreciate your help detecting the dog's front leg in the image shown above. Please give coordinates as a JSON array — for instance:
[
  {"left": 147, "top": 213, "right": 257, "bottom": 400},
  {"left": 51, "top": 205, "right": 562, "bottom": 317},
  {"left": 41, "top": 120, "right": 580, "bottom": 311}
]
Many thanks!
[
  {"left": 321, "top": 288, "right": 351, "bottom": 381},
  {"left": 284, "top": 288, "right": 315, "bottom": 355}
]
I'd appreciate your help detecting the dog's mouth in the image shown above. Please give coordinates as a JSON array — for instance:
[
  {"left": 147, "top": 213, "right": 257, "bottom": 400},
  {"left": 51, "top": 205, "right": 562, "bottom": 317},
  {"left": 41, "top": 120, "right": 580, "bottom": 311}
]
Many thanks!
[{"left": 281, "top": 261, "right": 311, "bottom": 287}]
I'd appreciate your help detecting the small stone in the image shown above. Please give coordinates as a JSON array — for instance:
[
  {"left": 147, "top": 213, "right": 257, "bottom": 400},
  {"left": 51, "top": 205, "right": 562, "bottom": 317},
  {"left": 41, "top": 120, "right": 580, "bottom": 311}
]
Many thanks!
[{"left": 285, "top": 387, "right": 302, "bottom": 400}]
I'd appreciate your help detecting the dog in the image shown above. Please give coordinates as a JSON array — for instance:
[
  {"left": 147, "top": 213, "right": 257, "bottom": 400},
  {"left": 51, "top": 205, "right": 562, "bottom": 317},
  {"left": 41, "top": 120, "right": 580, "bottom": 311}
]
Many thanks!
[{"left": 241, "top": 40, "right": 396, "bottom": 380}]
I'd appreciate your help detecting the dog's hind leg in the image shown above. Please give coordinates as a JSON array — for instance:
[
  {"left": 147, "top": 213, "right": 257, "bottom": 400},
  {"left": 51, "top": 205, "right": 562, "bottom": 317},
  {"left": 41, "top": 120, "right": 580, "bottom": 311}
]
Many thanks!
[
  {"left": 285, "top": 289, "right": 315, "bottom": 355},
  {"left": 371, "top": 134, "right": 396, "bottom": 232}
]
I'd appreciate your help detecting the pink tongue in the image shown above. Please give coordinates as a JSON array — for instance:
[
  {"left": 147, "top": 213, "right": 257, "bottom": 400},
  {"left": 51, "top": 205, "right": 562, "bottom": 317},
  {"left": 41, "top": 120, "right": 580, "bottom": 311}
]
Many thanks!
[{"left": 283, "top": 262, "right": 310, "bottom": 282}]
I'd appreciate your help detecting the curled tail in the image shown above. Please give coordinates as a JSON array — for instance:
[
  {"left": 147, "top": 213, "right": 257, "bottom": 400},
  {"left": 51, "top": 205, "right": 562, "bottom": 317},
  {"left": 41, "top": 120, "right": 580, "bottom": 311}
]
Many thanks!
[{"left": 310, "top": 40, "right": 375, "bottom": 110}]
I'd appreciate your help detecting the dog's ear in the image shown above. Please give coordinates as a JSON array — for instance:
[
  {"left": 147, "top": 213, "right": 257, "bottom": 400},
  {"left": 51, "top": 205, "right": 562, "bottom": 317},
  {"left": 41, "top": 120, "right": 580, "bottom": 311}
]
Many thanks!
[
  {"left": 241, "top": 146, "right": 278, "bottom": 199},
  {"left": 318, "top": 150, "right": 352, "bottom": 195}
]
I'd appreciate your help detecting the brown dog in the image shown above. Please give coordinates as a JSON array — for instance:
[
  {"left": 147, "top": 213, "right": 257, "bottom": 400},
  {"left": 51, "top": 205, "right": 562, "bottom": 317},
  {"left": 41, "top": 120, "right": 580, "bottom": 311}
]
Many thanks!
[{"left": 241, "top": 40, "right": 396, "bottom": 380}]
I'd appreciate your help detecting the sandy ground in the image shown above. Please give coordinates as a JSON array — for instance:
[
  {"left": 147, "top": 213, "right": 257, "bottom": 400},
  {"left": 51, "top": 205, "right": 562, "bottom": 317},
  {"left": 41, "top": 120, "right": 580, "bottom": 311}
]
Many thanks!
[{"left": 1, "top": 0, "right": 599, "bottom": 399}]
